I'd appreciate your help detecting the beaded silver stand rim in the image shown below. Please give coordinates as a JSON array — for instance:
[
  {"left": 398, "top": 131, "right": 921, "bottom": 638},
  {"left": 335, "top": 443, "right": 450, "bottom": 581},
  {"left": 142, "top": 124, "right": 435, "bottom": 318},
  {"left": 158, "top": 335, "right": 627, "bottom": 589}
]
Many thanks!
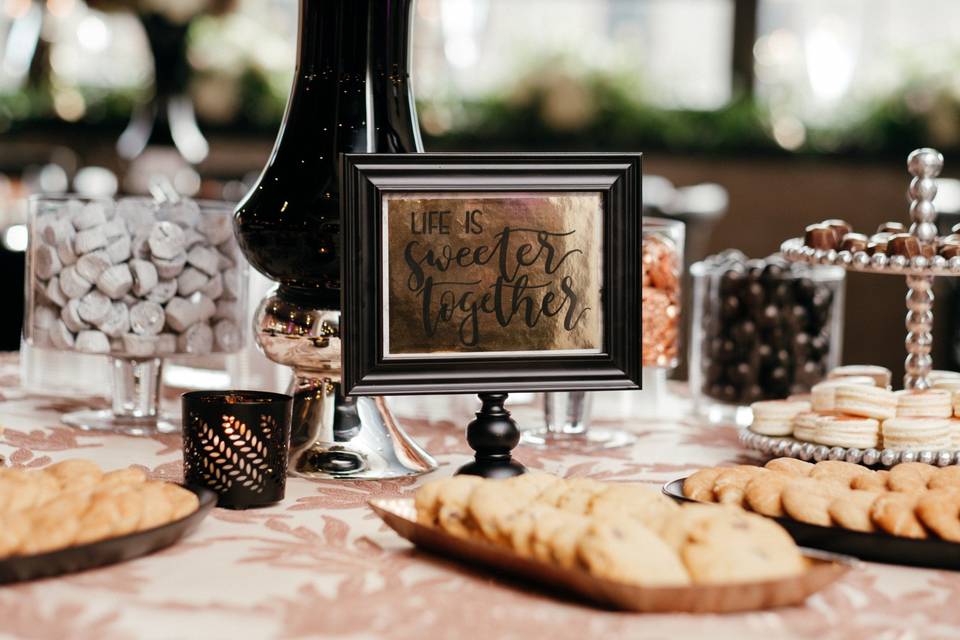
[
  {"left": 739, "top": 429, "right": 959, "bottom": 468},
  {"left": 780, "top": 237, "right": 960, "bottom": 277}
]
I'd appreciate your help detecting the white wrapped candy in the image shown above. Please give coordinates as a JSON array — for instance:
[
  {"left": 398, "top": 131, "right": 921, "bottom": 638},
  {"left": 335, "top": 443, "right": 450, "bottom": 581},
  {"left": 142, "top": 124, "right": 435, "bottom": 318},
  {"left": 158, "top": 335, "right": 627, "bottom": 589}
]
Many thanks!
[
  {"left": 59, "top": 265, "right": 93, "bottom": 299},
  {"left": 129, "top": 301, "right": 165, "bottom": 335},
  {"left": 74, "top": 225, "right": 109, "bottom": 255},
  {"left": 45, "top": 276, "right": 68, "bottom": 308},
  {"left": 198, "top": 214, "right": 233, "bottom": 245},
  {"left": 200, "top": 272, "right": 223, "bottom": 299},
  {"left": 148, "top": 221, "right": 186, "bottom": 260},
  {"left": 121, "top": 334, "right": 157, "bottom": 357},
  {"left": 77, "top": 290, "right": 111, "bottom": 325},
  {"left": 191, "top": 293, "right": 216, "bottom": 322},
  {"left": 156, "top": 333, "right": 177, "bottom": 354},
  {"left": 96, "top": 264, "right": 133, "bottom": 299},
  {"left": 98, "top": 302, "right": 130, "bottom": 338},
  {"left": 75, "top": 250, "right": 112, "bottom": 283},
  {"left": 33, "top": 305, "right": 58, "bottom": 331},
  {"left": 50, "top": 320, "right": 75, "bottom": 350},
  {"left": 177, "top": 323, "right": 213, "bottom": 355},
  {"left": 164, "top": 296, "right": 197, "bottom": 332},
  {"left": 177, "top": 267, "right": 209, "bottom": 296},
  {"left": 116, "top": 198, "right": 155, "bottom": 233},
  {"left": 101, "top": 218, "right": 127, "bottom": 240},
  {"left": 57, "top": 238, "right": 78, "bottom": 267},
  {"left": 131, "top": 232, "right": 151, "bottom": 259},
  {"left": 214, "top": 299, "right": 239, "bottom": 320},
  {"left": 214, "top": 319, "right": 241, "bottom": 352},
  {"left": 71, "top": 202, "right": 107, "bottom": 230},
  {"left": 222, "top": 267, "right": 240, "bottom": 300},
  {"left": 129, "top": 259, "right": 158, "bottom": 297},
  {"left": 186, "top": 246, "right": 220, "bottom": 277},
  {"left": 61, "top": 299, "right": 91, "bottom": 333},
  {"left": 146, "top": 279, "right": 177, "bottom": 304},
  {"left": 163, "top": 199, "right": 200, "bottom": 228},
  {"left": 34, "top": 244, "right": 62, "bottom": 280},
  {"left": 183, "top": 229, "right": 205, "bottom": 250},
  {"left": 153, "top": 251, "right": 186, "bottom": 279},
  {"left": 75, "top": 330, "right": 110, "bottom": 354},
  {"left": 105, "top": 235, "right": 131, "bottom": 264},
  {"left": 42, "top": 218, "right": 74, "bottom": 245}
]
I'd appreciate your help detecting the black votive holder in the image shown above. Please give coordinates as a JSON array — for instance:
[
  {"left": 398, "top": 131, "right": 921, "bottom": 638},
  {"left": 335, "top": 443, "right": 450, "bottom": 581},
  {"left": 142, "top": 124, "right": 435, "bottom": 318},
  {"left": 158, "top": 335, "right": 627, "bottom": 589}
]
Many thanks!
[{"left": 182, "top": 390, "right": 293, "bottom": 509}]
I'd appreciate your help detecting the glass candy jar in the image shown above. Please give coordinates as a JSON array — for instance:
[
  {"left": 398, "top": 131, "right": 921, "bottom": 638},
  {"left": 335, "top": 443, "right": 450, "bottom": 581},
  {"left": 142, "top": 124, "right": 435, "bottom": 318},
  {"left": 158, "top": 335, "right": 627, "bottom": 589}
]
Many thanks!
[
  {"left": 689, "top": 252, "right": 845, "bottom": 421},
  {"left": 24, "top": 195, "right": 248, "bottom": 435}
]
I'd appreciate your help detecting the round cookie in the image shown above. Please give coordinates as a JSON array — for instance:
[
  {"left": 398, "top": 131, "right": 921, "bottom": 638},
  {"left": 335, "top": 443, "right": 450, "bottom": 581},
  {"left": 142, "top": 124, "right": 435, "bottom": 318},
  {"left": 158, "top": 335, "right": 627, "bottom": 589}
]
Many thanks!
[
  {"left": 414, "top": 478, "right": 447, "bottom": 526},
  {"left": 916, "top": 490, "right": 960, "bottom": 542},
  {"left": 666, "top": 505, "right": 805, "bottom": 584},
  {"left": 530, "top": 508, "right": 581, "bottom": 563},
  {"left": 744, "top": 474, "right": 789, "bottom": 517},
  {"left": 809, "top": 460, "right": 872, "bottom": 487},
  {"left": 782, "top": 479, "right": 845, "bottom": 526},
  {"left": 135, "top": 482, "right": 176, "bottom": 532},
  {"left": 547, "top": 518, "right": 591, "bottom": 569},
  {"left": 929, "top": 466, "right": 960, "bottom": 491},
  {"left": 828, "top": 490, "right": 881, "bottom": 533},
  {"left": 577, "top": 517, "right": 691, "bottom": 587},
  {"left": 764, "top": 458, "right": 814, "bottom": 477},
  {"left": 887, "top": 461, "right": 937, "bottom": 492},
  {"left": 44, "top": 459, "right": 104, "bottom": 490},
  {"left": 433, "top": 475, "right": 485, "bottom": 539},
  {"left": 851, "top": 470, "right": 890, "bottom": 492},
  {"left": 554, "top": 478, "right": 607, "bottom": 514},
  {"left": 588, "top": 483, "right": 679, "bottom": 534},
  {"left": 0, "top": 514, "right": 29, "bottom": 558},
  {"left": 713, "top": 466, "right": 770, "bottom": 507},
  {"left": 682, "top": 468, "right": 724, "bottom": 503},
  {"left": 871, "top": 492, "right": 928, "bottom": 539},
  {"left": 99, "top": 467, "right": 148, "bottom": 488}
]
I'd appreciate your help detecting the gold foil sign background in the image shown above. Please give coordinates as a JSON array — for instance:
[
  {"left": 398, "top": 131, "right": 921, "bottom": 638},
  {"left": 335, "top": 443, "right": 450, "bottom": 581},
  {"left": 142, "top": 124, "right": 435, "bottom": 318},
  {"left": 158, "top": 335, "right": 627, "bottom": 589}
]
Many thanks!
[{"left": 383, "top": 192, "right": 604, "bottom": 356}]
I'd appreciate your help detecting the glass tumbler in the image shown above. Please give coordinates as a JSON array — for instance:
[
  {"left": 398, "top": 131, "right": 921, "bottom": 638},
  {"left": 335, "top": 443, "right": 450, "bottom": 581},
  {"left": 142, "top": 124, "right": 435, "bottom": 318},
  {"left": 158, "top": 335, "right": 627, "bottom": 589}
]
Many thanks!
[{"left": 24, "top": 195, "right": 249, "bottom": 435}]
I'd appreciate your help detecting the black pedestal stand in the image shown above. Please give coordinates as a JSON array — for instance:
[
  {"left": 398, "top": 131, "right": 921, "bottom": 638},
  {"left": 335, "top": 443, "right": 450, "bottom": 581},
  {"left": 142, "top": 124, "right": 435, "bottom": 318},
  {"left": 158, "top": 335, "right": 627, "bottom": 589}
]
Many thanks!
[{"left": 456, "top": 393, "right": 526, "bottom": 478}]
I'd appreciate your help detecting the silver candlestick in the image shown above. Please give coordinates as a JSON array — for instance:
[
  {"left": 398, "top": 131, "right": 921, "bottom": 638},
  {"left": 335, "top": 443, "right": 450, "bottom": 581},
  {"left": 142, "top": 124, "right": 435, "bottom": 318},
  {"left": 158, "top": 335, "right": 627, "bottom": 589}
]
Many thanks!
[{"left": 254, "top": 290, "right": 437, "bottom": 479}]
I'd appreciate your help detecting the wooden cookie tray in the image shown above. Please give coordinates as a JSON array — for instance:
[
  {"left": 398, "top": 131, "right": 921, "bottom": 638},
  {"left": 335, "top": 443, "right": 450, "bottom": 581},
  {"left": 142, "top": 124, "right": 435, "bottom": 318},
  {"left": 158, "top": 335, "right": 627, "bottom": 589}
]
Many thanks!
[
  {"left": 369, "top": 498, "right": 852, "bottom": 613},
  {"left": 664, "top": 478, "right": 960, "bottom": 571},
  {"left": 0, "top": 484, "right": 216, "bottom": 584}
]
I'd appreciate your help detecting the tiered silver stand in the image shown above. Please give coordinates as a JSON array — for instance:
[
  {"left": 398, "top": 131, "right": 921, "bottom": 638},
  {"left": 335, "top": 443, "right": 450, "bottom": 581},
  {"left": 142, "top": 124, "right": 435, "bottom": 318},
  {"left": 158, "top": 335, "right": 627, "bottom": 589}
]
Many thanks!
[{"left": 741, "top": 147, "right": 960, "bottom": 467}]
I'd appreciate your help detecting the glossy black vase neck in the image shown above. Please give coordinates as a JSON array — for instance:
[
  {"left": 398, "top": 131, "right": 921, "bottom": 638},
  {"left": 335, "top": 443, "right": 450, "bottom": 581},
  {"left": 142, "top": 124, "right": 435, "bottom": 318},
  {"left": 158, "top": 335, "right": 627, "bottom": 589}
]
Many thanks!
[{"left": 234, "top": 0, "right": 421, "bottom": 306}]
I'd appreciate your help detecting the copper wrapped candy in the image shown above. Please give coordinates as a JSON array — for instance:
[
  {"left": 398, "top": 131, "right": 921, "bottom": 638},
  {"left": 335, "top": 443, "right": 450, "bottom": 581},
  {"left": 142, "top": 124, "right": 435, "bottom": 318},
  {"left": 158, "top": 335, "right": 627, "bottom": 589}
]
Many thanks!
[{"left": 642, "top": 218, "right": 683, "bottom": 369}]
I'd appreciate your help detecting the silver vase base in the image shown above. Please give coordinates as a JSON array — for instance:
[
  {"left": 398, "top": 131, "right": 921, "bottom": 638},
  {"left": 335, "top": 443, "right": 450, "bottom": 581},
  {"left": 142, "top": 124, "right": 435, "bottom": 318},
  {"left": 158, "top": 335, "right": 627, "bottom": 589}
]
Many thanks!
[
  {"left": 521, "top": 427, "right": 637, "bottom": 450},
  {"left": 62, "top": 409, "right": 179, "bottom": 436}
]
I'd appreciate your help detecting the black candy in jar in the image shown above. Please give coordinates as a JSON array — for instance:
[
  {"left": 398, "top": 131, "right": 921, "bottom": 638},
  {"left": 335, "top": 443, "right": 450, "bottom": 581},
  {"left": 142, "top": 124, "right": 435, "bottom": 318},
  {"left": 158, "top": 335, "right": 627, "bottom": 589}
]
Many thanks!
[{"left": 691, "top": 252, "right": 844, "bottom": 405}]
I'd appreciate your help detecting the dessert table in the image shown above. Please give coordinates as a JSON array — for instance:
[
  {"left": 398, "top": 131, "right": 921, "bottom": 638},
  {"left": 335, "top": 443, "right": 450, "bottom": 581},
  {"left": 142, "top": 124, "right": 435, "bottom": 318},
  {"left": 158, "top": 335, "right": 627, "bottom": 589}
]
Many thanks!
[{"left": 0, "top": 354, "right": 958, "bottom": 639}]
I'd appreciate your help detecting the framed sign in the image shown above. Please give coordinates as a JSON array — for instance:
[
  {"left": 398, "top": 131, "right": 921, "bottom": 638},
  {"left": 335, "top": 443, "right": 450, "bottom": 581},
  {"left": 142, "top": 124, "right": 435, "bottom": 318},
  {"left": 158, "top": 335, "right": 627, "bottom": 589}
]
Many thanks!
[{"left": 341, "top": 153, "right": 642, "bottom": 396}]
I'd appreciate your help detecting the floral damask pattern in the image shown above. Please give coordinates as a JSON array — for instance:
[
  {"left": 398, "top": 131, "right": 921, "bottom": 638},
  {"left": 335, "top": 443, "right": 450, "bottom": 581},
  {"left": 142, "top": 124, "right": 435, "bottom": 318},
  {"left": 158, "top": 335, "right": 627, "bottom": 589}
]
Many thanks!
[{"left": 0, "top": 353, "right": 959, "bottom": 639}]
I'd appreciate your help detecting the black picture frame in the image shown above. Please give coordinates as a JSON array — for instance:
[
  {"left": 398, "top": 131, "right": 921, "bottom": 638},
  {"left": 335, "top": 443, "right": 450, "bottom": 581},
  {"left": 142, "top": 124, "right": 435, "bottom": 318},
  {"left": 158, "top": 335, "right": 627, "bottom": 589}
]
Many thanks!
[{"left": 340, "top": 152, "right": 642, "bottom": 397}]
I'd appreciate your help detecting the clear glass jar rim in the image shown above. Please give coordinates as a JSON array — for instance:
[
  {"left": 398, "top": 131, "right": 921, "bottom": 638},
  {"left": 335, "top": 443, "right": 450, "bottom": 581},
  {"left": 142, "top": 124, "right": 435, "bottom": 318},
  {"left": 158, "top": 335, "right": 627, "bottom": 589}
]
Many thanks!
[
  {"left": 642, "top": 216, "right": 684, "bottom": 232},
  {"left": 689, "top": 257, "right": 846, "bottom": 282},
  {"left": 28, "top": 194, "right": 237, "bottom": 209}
]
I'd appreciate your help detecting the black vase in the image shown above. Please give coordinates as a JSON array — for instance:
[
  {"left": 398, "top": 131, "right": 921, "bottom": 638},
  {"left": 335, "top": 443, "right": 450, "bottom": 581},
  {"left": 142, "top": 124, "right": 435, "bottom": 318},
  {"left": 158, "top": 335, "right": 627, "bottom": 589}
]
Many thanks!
[{"left": 234, "top": 0, "right": 423, "bottom": 308}]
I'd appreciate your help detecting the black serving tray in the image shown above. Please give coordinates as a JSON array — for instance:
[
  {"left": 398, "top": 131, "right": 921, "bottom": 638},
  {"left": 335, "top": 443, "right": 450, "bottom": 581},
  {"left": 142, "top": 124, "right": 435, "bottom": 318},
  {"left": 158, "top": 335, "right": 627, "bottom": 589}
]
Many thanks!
[
  {"left": 0, "top": 484, "right": 216, "bottom": 584},
  {"left": 663, "top": 478, "right": 960, "bottom": 571}
]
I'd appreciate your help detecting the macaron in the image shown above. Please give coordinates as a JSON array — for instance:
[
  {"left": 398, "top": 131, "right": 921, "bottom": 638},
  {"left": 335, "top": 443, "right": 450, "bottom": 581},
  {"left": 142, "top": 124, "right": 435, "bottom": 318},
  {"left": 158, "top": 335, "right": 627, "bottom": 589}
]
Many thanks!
[
  {"left": 749, "top": 400, "right": 811, "bottom": 436},
  {"left": 814, "top": 415, "right": 880, "bottom": 449},
  {"left": 929, "top": 370, "right": 960, "bottom": 386},
  {"left": 835, "top": 385, "right": 897, "bottom": 421},
  {"left": 882, "top": 418, "right": 952, "bottom": 451},
  {"left": 792, "top": 412, "right": 821, "bottom": 442},
  {"left": 828, "top": 365, "right": 892, "bottom": 389},
  {"left": 895, "top": 389, "right": 952, "bottom": 418},
  {"left": 810, "top": 377, "right": 875, "bottom": 412}
]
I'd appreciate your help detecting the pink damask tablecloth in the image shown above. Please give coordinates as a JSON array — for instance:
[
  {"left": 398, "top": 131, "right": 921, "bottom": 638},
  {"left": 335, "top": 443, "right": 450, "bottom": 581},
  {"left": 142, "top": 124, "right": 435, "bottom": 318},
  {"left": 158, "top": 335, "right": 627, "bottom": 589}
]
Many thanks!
[{"left": 0, "top": 355, "right": 959, "bottom": 640}]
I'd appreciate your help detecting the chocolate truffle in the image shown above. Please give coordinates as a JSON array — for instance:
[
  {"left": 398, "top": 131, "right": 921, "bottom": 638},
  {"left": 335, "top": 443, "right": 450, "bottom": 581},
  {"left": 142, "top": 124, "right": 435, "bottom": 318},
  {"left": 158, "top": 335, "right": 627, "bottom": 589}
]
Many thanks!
[
  {"left": 805, "top": 224, "right": 839, "bottom": 250},
  {"left": 839, "top": 232, "right": 868, "bottom": 253},
  {"left": 888, "top": 233, "right": 922, "bottom": 258}
]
